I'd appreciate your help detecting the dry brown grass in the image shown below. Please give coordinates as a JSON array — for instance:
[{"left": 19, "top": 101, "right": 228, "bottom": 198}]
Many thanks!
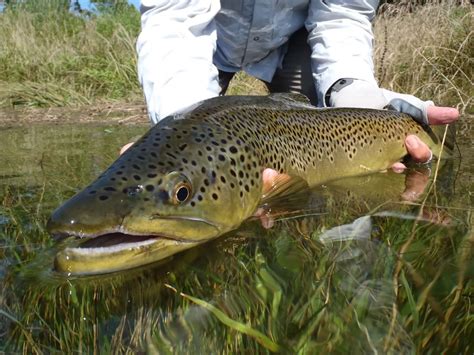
[{"left": 374, "top": 2, "right": 473, "bottom": 113}]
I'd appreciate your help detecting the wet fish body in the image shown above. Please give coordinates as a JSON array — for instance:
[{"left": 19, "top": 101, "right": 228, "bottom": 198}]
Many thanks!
[{"left": 47, "top": 94, "right": 450, "bottom": 275}]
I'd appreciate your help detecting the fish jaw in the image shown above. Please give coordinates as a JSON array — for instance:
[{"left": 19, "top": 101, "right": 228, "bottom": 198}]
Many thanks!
[
  {"left": 54, "top": 235, "right": 201, "bottom": 276},
  {"left": 49, "top": 210, "right": 223, "bottom": 275}
]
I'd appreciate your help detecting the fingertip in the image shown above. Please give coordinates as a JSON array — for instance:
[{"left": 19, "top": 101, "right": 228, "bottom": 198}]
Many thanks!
[
  {"left": 405, "top": 135, "right": 420, "bottom": 150},
  {"left": 405, "top": 135, "right": 431, "bottom": 163},
  {"left": 427, "top": 106, "right": 460, "bottom": 125},
  {"left": 391, "top": 162, "right": 406, "bottom": 173}
]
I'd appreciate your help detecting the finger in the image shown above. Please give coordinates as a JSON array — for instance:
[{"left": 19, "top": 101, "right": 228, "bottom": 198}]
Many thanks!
[
  {"left": 253, "top": 207, "right": 275, "bottom": 229},
  {"left": 401, "top": 169, "right": 430, "bottom": 202},
  {"left": 391, "top": 161, "right": 407, "bottom": 173},
  {"left": 405, "top": 135, "right": 432, "bottom": 163},
  {"left": 421, "top": 209, "right": 452, "bottom": 226},
  {"left": 261, "top": 168, "right": 291, "bottom": 195},
  {"left": 426, "top": 106, "right": 459, "bottom": 125},
  {"left": 120, "top": 142, "right": 134, "bottom": 155}
]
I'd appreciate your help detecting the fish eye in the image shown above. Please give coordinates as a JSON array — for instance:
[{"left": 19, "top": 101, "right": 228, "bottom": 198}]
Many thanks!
[{"left": 173, "top": 182, "right": 192, "bottom": 204}]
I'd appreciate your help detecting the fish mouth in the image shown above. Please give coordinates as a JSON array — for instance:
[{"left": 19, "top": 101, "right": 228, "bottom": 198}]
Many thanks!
[{"left": 52, "top": 217, "right": 220, "bottom": 276}]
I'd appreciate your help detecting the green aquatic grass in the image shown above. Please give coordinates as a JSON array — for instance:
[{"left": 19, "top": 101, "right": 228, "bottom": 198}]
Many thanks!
[
  {"left": 1, "top": 151, "right": 472, "bottom": 353},
  {"left": 0, "top": 117, "right": 472, "bottom": 352}
]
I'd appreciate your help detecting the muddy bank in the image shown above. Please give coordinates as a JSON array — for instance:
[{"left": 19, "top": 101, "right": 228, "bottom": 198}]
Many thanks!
[{"left": 0, "top": 102, "right": 149, "bottom": 127}]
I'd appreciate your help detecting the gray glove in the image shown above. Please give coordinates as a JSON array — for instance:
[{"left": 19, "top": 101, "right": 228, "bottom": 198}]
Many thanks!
[{"left": 328, "top": 79, "right": 433, "bottom": 126}]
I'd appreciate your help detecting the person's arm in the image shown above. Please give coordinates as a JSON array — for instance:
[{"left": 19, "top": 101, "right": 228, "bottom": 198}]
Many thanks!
[
  {"left": 305, "top": 0, "right": 458, "bottom": 166},
  {"left": 306, "top": 0, "right": 380, "bottom": 108},
  {"left": 137, "top": 0, "right": 221, "bottom": 124}
]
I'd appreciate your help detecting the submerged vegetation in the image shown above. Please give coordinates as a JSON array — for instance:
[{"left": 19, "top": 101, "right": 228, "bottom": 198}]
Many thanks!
[
  {"left": 0, "top": 123, "right": 472, "bottom": 353},
  {"left": 0, "top": 0, "right": 472, "bottom": 111}
]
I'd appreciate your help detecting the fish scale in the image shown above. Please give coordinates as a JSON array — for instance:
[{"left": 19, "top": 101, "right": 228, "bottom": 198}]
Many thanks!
[{"left": 47, "top": 94, "right": 452, "bottom": 275}]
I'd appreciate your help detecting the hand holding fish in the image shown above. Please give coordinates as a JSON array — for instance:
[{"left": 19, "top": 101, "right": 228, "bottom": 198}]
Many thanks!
[
  {"left": 50, "top": 95, "right": 456, "bottom": 275},
  {"left": 327, "top": 79, "right": 459, "bottom": 169},
  {"left": 120, "top": 95, "right": 459, "bottom": 171}
]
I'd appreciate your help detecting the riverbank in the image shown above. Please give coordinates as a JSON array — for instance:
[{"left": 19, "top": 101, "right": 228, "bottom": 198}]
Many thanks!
[{"left": 0, "top": 102, "right": 148, "bottom": 126}]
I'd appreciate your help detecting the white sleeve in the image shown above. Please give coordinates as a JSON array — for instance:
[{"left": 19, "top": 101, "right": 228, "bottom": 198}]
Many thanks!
[
  {"left": 305, "top": 0, "right": 379, "bottom": 106},
  {"left": 137, "top": 0, "right": 221, "bottom": 123}
]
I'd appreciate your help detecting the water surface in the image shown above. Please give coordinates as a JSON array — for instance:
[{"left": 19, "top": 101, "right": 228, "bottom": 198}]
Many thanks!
[{"left": 0, "top": 120, "right": 472, "bottom": 353}]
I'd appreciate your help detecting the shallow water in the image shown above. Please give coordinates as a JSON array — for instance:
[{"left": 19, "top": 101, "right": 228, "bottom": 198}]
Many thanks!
[{"left": 0, "top": 121, "right": 472, "bottom": 353}]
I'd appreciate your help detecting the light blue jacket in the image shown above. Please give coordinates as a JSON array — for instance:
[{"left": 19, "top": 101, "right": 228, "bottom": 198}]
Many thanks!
[{"left": 137, "top": 0, "right": 379, "bottom": 123}]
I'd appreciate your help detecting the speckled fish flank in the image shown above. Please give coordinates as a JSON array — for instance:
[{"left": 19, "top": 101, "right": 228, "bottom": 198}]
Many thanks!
[{"left": 47, "top": 94, "right": 451, "bottom": 275}]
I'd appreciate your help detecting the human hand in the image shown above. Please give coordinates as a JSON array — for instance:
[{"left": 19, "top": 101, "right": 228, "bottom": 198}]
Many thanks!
[{"left": 328, "top": 79, "right": 459, "bottom": 170}]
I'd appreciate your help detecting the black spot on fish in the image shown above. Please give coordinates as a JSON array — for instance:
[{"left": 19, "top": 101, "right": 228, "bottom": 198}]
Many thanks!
[
  {"left": 104, "top": 187, "right": 117, "bottom": 192},
  {"left": 133, "top": 175, "right": 141, "bottom": 181},
  {"left": 145, "top": 185, "right": 154, "bottom": 192},
  {"left": 99, "top": 195, "right": 109, "bottom": 201},
  {"left": 212, "top": 193, "right": 218, "bottom": 200},
  {"left": 157, "top": 190, "right": 169, "bottom": 201}
]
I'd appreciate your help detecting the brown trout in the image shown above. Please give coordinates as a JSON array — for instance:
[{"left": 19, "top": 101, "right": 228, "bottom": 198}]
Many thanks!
[{"left": 47, "top": 94, "right": 452, "bottom": 275}]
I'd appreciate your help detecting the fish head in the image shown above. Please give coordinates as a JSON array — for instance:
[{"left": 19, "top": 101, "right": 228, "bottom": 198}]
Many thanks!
[{"left": 47, "top": 119, "right": 263, "bottom": 274}]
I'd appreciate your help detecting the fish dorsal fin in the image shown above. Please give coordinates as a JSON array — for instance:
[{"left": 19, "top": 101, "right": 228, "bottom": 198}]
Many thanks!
[
  {"left": 268, "top": 93, "right": 316, "bottom": 109},
  {"left": 176, "top": 94, "right": 316, "bottom": 122}
]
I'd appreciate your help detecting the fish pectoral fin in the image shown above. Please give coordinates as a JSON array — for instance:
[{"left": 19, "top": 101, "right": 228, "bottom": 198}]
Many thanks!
[{"left": 261, "top": 173, "right": 309, "bottom": 204}]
